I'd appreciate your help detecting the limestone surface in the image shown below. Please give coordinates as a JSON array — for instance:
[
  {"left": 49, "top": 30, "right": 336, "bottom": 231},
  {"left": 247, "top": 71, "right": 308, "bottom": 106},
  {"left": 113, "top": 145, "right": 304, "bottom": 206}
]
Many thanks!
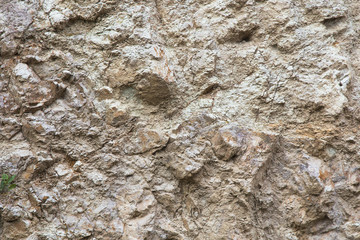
[{"left": 0, "top": 0, "right": 359, "bottom": 239}]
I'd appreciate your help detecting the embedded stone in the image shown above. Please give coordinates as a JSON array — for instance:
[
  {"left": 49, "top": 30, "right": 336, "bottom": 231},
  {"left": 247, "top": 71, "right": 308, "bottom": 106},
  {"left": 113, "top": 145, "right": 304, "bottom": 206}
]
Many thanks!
[
  {"left": 124, "top": 128, "right": 168, "bottom": 155},
  {"left": 2, "top": 206, "right": 22, "bottom": 222},
  {"left": 211, "top": 125, "right": 247, "bottom": 161},
  {"left": 136, "top": 71, "right": 171, "bottom": 105}
]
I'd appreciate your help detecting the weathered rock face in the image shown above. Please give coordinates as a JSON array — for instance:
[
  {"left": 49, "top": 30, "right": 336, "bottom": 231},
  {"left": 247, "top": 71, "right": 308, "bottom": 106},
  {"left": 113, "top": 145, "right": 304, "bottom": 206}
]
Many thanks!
[{"left": 1, "top": 0, "right": 360, "bottom": 239}]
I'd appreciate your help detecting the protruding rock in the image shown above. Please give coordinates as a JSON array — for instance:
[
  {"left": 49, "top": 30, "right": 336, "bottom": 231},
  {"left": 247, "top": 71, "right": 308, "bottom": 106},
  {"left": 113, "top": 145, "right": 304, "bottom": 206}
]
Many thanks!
[
  {"left": 166, "top": 155, "right": 203, "bottom": 179},
  {"left": 211, "top": 125, "right": 247, "bottom": 161},
  {"left": 2, "top": 206, "right": 22, "bottom": 222},
  {"left": 105, "top": 59, "right": 137, "bottom": 88},
  {"left": 343, "top": 221, "right": 360, "bottom": 240},
  {"left": 105, "top": 107, "right": 129, "bottom": 127},
  {"left": 22, "top": 115, "right": 57, "bottom": 143},
  {"left": 95, "top": 86, "right": 113, "bottom": 100},
  {"left": 136, "top": 71, "right": 171, "bottom": 105},
  {"left": 0, "top": 117, "right": 21, "bottom": 140},
  {"left": 13, "top": 63, "right": 41, "bottom": 83},
  {"left": 11, "top": 63, "right": 67, "bottom": 113},
  {"left": 124, "top": 128, "right": 168, "bottom": 155},
  {"left": 1, "top": 219, "right": 31, "bottom": 240}
]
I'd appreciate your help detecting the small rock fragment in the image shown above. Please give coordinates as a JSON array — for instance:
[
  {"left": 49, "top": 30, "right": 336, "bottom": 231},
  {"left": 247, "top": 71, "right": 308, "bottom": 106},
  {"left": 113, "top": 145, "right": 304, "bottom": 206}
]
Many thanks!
[
  {"left": 124, "top": 128, "right": 168, "bottom": 155},
  {"left": 136, "top": 71, "right": 171, "bottom": 105},
  {"left": 2, "top": 206, "right": 22, "bottom": 222},
  {"left": 211, "top": 125, "right": 247, "bottom": 161}
]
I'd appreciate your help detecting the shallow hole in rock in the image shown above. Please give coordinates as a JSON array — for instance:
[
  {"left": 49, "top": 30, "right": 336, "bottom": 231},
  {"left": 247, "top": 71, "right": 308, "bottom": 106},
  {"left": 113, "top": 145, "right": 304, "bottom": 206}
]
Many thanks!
[
  {"left": 307, "top": 215, "right": 333, "bottom": 234},
  {"left": 241, "top": 34, "right": 251, "bottom": 42},
  {"left": 234, "top": 30, "right": 253, "bottom": 43},
  {"left": 121, "top": 86, "right": 137, "bottom": 99},
  {"left": 321, "top": 16, "right": 345, "bottom": 28},
  {"left": 201, "top": 83, "right": 220, "bottom": 95},
  {"left": 223, "top": 29, "right": 255, "bottom": 44},
  {"left": 66, "top": 155, "right": 77, "bottom": 168},
  {"left": 313, "top": 105, "right": 324, "bottom": 112}
]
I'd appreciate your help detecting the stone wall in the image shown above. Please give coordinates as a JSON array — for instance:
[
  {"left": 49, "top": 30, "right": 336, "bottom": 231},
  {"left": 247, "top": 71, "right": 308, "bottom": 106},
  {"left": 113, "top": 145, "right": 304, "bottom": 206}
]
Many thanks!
[{"left": 0, "top": 0, "right": 359, "bottom": 239}]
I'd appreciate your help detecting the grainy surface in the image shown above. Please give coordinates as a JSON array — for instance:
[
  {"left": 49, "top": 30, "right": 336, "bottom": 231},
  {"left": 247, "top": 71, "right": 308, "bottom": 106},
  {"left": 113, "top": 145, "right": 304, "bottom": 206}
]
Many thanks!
[{"left": 0, "top": 0, "right": 359, "bottom": 239}]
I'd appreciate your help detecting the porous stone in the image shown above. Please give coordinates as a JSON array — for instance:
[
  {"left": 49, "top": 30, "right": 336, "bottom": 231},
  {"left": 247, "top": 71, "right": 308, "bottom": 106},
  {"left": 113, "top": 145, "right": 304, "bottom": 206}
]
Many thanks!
[{"left": 1, "top": 0, "right": 360, "bottom": 239}]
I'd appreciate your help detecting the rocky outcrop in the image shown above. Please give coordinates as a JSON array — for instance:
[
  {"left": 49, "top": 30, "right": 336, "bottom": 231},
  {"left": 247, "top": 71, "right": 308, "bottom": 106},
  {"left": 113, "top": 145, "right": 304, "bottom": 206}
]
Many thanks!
[{"left": 0, "top": 0, "right": 359, "bottom": 239}]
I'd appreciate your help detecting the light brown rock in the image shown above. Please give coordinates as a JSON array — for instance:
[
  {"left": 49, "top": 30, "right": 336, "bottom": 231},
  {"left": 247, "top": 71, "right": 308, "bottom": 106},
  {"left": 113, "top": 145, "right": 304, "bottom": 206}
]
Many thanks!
[{"left": 1, "top": 0, "right": 360, "bottom": 239}]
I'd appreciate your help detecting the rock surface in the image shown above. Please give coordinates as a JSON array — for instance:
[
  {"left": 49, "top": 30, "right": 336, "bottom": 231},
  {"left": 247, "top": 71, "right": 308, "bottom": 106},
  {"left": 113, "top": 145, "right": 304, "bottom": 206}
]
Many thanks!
[{"left": 0, "top": 0, "right": 360, "bottom": 239}]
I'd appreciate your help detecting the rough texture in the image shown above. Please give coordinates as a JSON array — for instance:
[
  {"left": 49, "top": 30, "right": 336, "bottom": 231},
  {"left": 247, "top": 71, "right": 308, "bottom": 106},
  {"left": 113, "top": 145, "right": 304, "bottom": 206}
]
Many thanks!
[{"left": 0, "top": 0, "right": 360, "bottom": 239}]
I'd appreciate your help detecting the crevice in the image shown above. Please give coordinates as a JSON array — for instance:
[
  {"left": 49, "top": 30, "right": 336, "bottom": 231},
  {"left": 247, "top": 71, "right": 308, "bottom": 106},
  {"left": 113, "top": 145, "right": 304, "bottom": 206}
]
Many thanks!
[
  {"left": 228, "top": 29, "right": 254, "bottom": 43},
  {"left": 154, "top": 0, "right": 163, "bottom": 24},
  {"left": 321, "top": 16, "right": 345, "bottom": 28},
  {"left": 200, "top": 83, "right": 220, "bottom": 96}
]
